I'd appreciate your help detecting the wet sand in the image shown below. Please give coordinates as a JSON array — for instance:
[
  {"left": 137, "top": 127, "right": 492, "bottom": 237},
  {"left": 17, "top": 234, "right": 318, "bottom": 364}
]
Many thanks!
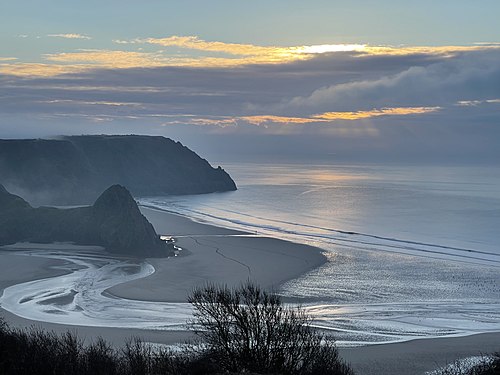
[{"left": 107, "top": 207, "right": 327, "bottom": 302}]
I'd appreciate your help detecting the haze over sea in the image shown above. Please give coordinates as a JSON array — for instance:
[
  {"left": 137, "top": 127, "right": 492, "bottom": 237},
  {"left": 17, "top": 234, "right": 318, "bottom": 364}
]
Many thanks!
[{"left": 141, "top": 162, "right": 500, "bottom": 345}]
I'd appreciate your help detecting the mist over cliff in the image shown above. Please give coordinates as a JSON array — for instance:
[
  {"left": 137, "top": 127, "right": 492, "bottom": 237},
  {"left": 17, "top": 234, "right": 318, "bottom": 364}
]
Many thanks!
[{"left": 0, "top": 135, "right": 236, "bottom": 205}]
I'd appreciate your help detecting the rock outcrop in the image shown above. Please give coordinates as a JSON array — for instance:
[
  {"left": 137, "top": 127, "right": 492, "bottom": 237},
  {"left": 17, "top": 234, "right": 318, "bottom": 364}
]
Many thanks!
[{"left": 0, "top": 184, "right": 171, "bottom": 257}]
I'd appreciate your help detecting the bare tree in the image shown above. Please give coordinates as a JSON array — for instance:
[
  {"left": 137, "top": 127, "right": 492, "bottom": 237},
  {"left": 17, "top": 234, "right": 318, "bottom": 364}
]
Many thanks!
[{"left": 188, "top": 282, "right": 354, "bottom": 375}]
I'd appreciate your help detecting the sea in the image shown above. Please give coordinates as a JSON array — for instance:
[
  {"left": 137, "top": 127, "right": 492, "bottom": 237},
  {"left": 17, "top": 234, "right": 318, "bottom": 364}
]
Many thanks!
[
  {"left": 140, "top": 162, "right": 500, "bottom": 345},
  {"left": 1, "top": 162, "right": 499, "bottom": 346}
]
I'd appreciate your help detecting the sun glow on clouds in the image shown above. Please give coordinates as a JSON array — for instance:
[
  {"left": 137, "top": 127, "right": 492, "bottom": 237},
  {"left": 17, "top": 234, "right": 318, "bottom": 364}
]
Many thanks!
[
  {"left": 2, "top": 34, "right": 500, "bottom": 77},
  {"left": 44, "top": 50, "right": 167, "bottom": 67},
  {"left": 294, "top": 44, "right": 366, "bottom": 54},
  {"left": 315, "top": 107, "right": 441, "bottom": 120},
  {"left": 0, "top": 63, "right": 90, "bottom": 77},
  {"left": 138, "top": 36, "right": 366, "bottom": 57},
  {"left": 183, "top": 107, "right": 441, "bottom": 127}
]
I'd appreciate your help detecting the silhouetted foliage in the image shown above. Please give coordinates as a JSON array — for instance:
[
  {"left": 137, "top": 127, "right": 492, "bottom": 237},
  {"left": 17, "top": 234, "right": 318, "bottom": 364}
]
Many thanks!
[
  {"left": 434, "top": 353, "right": 500, "bottom": 375},
  {"left": 0, "top": 318, "right": 181, "bottom": 375},
  {"left": 0, "top": 282, "right": 356, "bottom": 374},
  {"left": 188, "top": 282, "right": 354, "bottom": 375},
  {"left": 3, "top": 304, "right": 498, "bottom": 375}
]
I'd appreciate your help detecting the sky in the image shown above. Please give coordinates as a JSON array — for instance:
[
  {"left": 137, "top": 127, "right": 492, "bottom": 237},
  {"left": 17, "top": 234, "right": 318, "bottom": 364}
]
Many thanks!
[{"left": 1, "top": 1, "right": 500, "bottom": 163}]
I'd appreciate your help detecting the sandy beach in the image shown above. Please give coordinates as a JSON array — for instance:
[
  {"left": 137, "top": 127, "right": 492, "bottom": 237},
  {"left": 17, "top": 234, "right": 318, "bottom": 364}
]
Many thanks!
[
  {"left": 0, "top": 207, "right": 327, "bottom": 341},
  {"left": 110, "top": 207, "right": 327, "bottom": 302},
  {"left": 1, "top": 207, "right": 498, "bottom": 375}
]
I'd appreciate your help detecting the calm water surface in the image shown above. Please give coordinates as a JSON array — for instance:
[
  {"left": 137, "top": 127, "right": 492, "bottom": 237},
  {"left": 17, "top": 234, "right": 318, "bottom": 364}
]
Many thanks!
[{"left": 140, "top": 163, "right": 500, "bottom": 345}]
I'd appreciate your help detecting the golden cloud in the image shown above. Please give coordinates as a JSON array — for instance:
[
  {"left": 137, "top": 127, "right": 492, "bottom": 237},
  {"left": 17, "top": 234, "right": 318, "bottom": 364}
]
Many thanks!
[
  {"left": 140, "top": 36, "right": 280, "bottom": 56},
  {"left": 314, "top": 107, "right": 441, "bottom": 120},
  {"left": 362, "top": 45, "right": 500, "bottom": 57},
  {"left": 132, "top": 36, "right": 500, "bottom": 61},
  {"left": 192, "top": 107, "right": 442, "bottom": 126},
  {"left": 0, "top": 50, "right": 176, "bottom": 76},
  {"left": 3, "top": 35, "right": 500, "bottom": 77},
  {"left": 44, "top": 50, "right": 167, "bottom": 68},
  {"left": 0, "top": 63, "right": 90, "bottom": 77}
]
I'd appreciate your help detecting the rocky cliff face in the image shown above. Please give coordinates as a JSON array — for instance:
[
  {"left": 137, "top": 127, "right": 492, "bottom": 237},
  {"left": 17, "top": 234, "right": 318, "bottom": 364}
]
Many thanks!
[
  {"left": 0, "top": 184, "right": 171, "bottom": 257},
  {"left": 89, "top": 185, "right": 165, "bottom": 254},
  {"left": 0, "top": 135, "right": 236, "bottom": 205}
]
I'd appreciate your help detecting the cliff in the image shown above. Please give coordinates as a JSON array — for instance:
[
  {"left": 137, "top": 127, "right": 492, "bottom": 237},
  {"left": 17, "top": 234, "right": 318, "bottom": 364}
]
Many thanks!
[
  {"left": 0, "top": 135, "right": 236, "bottom": 205},
  {"left": 0, "top": 184, "right": 171, "bottom": 257}
]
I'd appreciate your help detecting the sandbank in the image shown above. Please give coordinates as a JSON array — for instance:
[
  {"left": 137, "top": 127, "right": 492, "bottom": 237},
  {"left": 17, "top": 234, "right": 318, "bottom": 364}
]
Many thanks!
[
  {"left": 109, "top": 207, "right": 327, "bottom": 302},
  {"left": 0, "top": 245, "right": 195, "bottom": 345}
]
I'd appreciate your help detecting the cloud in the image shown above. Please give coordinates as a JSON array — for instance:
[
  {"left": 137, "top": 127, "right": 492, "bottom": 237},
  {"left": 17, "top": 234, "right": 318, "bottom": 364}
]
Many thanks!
[
  {"left": 1, "top": 44, "right": 500, "bottom": 162},
  {"left": 0, "top": 57, "right": 17, "bottom": 61},
  {"left": 312, "top": 107, "right": 440, "bottom": 120},
  {"left": 286, "top": 49, "right": 500, "bottom": 113},
  {"left": 121, "top": 35, "right": 366, "bottom": 58},
  {"left": 129, "top": 35, "right": 500, "bottom": 58},
  {"left": 0, "top": 50, "right": 172, "bottom": 76},
  {"left": 362, "top": 45, "right": 500, "bottom": 56},
  {"left": 238, "top": 107, "right": 440, "bottom": 126},
  {"left": 40, "top": 99, "right": 143, "bottom": 107},
  {"left": 44, "top": 50, "right": 166, "bottom": 67},
  {"left": 3, "top": 36, "right": 500, "bottom": 78},
  {"left": 0, "top": 63, "right": 90, "bottom": 77},
  {"left": 239, "top": 115, "right": 318, "bottom": 125},
  {"left": 124, "top": 35, "right": 500, "bottom": 66},
  {"left": 47, "top": 33, "right": 92, "bottom": 40},
  {"left": 456, "top": 98, "right": 500, "bottom": 106},
  {"left": 155, "top": 107, "right": 441, "bottom": 128}
]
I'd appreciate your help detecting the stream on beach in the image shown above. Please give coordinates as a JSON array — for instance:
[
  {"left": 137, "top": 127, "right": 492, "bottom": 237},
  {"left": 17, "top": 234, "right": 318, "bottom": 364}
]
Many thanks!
[{"left": 1, "top": 162, "right": 499, "bottom": 347}]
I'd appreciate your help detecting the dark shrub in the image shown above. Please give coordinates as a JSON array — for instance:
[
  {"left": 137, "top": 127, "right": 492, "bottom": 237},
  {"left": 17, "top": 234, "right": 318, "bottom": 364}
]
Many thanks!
[{"left": 188, "top": 282, "right": 354, "bottom": 375}]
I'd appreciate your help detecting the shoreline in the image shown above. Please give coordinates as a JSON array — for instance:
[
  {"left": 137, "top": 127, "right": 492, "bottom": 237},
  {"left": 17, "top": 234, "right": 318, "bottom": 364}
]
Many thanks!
[
  {"left": 107, "top": 207, "right": 328, "bottom": 302},
  {"left": 1, "top": 209, "right": 499, "bottom": 374},
  {"left": 0, "top": 207, "right": 328, "bottom": 335}
]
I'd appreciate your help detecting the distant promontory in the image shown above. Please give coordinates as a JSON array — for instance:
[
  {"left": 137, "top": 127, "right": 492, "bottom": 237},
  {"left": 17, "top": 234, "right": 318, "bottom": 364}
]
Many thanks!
[
  {"left": 0, "top": 135, "right": 236, "bottom": 205},
  {"left": 0, "top": 184, "right": 171, "bottom": 257}
]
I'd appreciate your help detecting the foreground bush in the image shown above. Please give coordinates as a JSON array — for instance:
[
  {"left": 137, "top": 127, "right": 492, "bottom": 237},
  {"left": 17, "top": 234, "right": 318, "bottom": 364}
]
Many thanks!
[
  {"left": 0, "top": 283, "right": 354, "bottom": 374},
  {"left": 0, "top": 319, "right": 182, "bottom": 375},
  {"left": 433, "top": 353, "right": 500, "bottom": 375},
  {"left": 188, "top": 282, "right": 354, "bottom": 375}
]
